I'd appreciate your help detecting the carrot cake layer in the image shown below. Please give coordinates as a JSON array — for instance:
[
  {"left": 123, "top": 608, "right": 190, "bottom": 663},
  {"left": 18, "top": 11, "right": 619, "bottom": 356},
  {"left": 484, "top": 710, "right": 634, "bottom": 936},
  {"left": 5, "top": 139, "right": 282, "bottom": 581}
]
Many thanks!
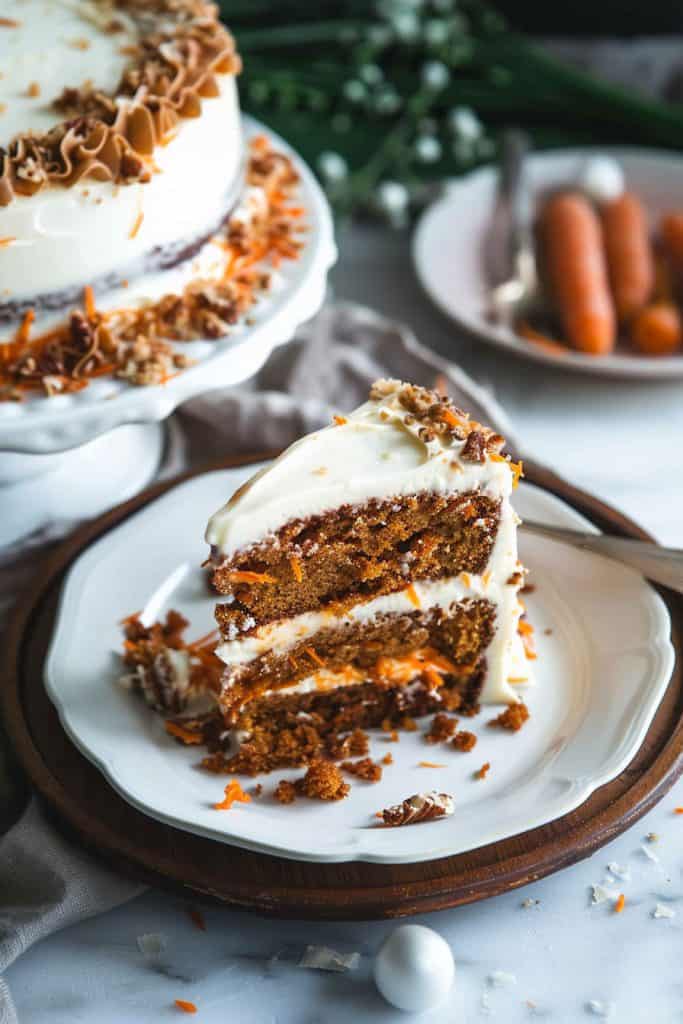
[
  {"left": 198, "top": 667, "right": 485, "bottom": 776},
  {"left": 211, "top": 490, "right": 501, "bottom": 629},
  {"left": 216, "top": 595, "right": 495, "bottom": 722},
  {"left": 205, "top": 379, "right": 530, "bottom": 733}
]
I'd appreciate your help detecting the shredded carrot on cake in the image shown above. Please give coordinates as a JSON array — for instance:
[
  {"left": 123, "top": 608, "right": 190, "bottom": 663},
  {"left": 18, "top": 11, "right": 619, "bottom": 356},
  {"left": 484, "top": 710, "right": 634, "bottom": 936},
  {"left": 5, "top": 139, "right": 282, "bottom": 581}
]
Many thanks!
[
  {"left": 305, "top": 646, "right": 325, "bottom": 667},
  {"left": 290, "top": 556, "right": 304, "bottom": 582},
  {"left": 229, "top": 570, "right": 276, "bottom": 585},
  {"left": 405, "top": 584, "right": 421, "bottom": 608},
  {"left": 214, "top": 780, "right": 251, "bottom": 810},
  {"left": 518, "top": 618, "right": 537, "bottom": 660}
]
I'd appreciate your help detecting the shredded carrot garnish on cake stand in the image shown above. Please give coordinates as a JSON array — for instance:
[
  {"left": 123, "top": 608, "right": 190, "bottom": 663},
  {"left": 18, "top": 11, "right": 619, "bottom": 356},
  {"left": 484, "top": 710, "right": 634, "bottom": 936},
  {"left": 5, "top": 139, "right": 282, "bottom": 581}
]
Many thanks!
[
  {"left": 0, "top": 137, "right": 305, "bottom": 401},
  {"left": 214, "top": 780, "right": 251, "bottom": 810},
  {"left": 614, "top": 893, "right": 626, "bottom": 913},
  {"left": 333, "top": 415, "right": 347, "bottom": 426}
]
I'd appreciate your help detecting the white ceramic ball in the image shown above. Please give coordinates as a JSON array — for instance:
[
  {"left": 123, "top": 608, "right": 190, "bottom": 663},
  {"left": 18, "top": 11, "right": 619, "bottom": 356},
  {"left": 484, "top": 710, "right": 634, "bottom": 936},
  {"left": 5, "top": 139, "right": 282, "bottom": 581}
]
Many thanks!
[
  {"left": 373, "top": 924, "right": 455, "bottom": 1012},
  {"left": 580, "top": 156, "right": 625, "bottom": 205}
]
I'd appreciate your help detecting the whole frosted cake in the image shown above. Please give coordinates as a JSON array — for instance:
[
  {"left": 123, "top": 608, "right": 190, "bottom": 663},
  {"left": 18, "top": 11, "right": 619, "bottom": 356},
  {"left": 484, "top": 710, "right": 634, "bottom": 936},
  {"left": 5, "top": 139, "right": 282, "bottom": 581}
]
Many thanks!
[{"left": 0, "top": 1, "right": 302, "bottom": 399}]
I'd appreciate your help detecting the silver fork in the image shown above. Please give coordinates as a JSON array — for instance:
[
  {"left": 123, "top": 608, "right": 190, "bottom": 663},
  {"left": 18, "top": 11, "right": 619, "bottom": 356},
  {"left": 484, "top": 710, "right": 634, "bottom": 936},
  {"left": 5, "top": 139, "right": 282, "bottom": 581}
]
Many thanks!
[
  {"left": 485, "top": 130, "right": 543, "bottom": 328},
  {"left": 523, "top": 521, "right": 683, "bottom": 596}
]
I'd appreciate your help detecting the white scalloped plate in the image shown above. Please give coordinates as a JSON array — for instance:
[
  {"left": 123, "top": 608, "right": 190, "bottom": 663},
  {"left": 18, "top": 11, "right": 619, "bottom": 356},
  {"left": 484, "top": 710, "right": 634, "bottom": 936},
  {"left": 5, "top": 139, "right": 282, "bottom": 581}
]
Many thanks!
[
  {"left": 414, "top": 147, "right": 683, "bottom": 379},
  {"left": 0, "top": 118, "right": 336, "bottom": 454},
  {"left": 44, "top": 465, "right": 675, "bottom": 864}
]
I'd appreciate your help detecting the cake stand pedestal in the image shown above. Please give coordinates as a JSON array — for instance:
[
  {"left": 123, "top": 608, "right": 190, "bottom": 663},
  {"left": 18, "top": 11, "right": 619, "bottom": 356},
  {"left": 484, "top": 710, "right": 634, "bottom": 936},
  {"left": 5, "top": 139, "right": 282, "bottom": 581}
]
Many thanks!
[
  {"left": 0, "top": 117, "right": 336, "bottom": 551},
  {"left": 0, "top": 423, "right": 164, "bottom": 549}
]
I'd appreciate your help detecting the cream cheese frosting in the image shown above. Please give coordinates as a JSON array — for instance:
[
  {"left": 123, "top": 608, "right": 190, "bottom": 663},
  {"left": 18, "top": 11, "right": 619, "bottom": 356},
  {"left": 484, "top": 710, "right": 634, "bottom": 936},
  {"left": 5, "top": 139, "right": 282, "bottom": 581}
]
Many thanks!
[
  {"left": 208, "top": 380, "right": 528, "bottom": 705},
  {"left": 0, "top": 0, "right": 138, "bottom": 148},
  {"left": 206, "top": 387, "right": 513, "bottom": 559},
  {"left": 0, "top": 0, "right": 242, "bottom": 305}
]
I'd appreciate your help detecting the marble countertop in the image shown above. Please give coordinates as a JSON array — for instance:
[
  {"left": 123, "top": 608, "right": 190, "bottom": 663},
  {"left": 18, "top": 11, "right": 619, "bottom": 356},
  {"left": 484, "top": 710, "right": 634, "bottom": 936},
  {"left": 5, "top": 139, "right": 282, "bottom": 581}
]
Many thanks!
[{"left": 7, "top": 224, "right": 683, "bottom": 1023}]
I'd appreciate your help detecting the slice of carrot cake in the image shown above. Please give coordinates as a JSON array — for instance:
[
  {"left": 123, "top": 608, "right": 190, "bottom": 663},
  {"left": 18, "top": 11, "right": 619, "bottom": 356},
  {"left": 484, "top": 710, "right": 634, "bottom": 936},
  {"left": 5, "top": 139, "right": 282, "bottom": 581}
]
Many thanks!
[{"left": 203, "top": 379, "right": 529, "bottom": 771}]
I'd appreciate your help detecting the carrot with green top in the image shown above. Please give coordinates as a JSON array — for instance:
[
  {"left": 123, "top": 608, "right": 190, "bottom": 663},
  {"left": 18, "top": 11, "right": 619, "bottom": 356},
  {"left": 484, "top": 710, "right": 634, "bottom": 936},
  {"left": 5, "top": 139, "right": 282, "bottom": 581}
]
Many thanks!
[{"left": 541, "top": 192, "right": 615, "bottom": 355}]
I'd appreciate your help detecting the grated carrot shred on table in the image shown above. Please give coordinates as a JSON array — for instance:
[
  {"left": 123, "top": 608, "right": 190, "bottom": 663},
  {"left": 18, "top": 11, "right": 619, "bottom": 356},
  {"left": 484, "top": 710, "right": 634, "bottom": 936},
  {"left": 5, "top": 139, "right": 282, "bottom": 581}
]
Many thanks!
[
  {"left": 174, "top": 999, "right": 197, "bottom": 1014},
  {"left": 214, "top": 780, "right": 251, "bottom": 811},
  {"left": 186, "top": 908, "right": 206, "bottom": 932},
  {"left": 674, "top": 807, "right": 683, "bottom": 815},
  {"left": 614, "top": 893, "right": 626, "bottom": 913},
  {"left": 418, "top": 761, "right": 446, "bottom": 768}
]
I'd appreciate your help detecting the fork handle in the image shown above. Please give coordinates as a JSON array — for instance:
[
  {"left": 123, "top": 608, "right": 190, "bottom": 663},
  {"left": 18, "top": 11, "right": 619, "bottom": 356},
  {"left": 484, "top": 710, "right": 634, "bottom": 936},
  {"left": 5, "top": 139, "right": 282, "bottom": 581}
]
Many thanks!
[{"left": 523, "top": 522, "right": 683, "bottom": 596}]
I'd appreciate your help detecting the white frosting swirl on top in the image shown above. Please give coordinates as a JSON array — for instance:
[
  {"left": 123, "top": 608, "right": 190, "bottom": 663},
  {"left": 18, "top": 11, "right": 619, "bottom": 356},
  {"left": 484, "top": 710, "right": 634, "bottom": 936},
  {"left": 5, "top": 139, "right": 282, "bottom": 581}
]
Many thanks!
[
  {"left": 206, "top": 386, "right": 514, "bottom": 559},
  {"left": 0, "top": 0, "right": 242, "bottom": 305},
  {"left": 0, "top": 0, "right": 138, "bottom": 148}
]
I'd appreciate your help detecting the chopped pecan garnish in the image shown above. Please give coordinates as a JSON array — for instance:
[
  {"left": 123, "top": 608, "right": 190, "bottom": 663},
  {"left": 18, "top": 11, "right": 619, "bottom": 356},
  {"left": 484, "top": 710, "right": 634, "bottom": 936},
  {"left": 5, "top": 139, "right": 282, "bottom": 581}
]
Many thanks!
[
  {"left": 379, "top": 791, "right": 454, "bottom": 827},
  {"left": 460, "top": 430, "right": 487, "bottom": 463}
]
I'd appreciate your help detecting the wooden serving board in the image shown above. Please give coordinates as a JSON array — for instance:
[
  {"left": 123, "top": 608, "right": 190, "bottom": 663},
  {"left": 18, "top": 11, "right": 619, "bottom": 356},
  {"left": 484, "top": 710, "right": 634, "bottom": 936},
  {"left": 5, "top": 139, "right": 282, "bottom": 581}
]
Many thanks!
[{"left": 2, "top": 455, "right": 683, "bottom": 921}]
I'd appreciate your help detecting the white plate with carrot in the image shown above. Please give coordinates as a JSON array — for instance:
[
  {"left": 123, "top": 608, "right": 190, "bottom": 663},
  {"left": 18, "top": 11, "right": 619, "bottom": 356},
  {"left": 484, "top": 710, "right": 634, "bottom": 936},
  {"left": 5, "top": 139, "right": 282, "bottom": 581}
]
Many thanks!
[{"left": 414, "top": 147, "right": 683, "bottom": 378}]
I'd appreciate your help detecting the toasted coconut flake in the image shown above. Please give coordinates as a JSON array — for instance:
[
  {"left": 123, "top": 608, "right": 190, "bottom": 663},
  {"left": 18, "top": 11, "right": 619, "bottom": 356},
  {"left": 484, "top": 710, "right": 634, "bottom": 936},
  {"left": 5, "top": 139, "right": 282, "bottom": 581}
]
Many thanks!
[
  {"left": 379, "top": 790, "right": 454, "bottom": 827},
  {"left": 299, "top": 946, "right": 360, "bottom": 972},
  {"left": 137, "top": 932, "right": 167, "bottom": 957}
]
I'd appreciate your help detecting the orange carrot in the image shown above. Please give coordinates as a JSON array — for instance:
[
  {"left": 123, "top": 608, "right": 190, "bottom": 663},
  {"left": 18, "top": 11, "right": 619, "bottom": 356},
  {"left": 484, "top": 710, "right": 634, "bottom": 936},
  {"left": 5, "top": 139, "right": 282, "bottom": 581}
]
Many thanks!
[
  {"left": 601, "top": 193, "right": 654, "bottom": 323},
  {"left": 660, "top": 213, "right": 683, "bottom": 274},
  {"left": 541, "top": 192, "right": 615, "bottom": 355},
  {"left": 630, "top": 302, "right": 682, "bottom": 356}
]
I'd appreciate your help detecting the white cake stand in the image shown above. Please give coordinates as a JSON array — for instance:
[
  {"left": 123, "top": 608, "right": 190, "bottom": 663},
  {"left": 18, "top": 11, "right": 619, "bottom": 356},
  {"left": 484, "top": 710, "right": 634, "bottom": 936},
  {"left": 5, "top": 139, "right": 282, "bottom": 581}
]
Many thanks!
[{"left": 0, "top": 117, "right": 336, "bottom": 548}]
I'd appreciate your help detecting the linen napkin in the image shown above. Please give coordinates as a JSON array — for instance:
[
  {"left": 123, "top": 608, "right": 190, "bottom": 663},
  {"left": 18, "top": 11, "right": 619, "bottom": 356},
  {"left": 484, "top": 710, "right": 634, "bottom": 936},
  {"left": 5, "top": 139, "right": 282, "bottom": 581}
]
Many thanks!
[{"left": 0, "top": 300, "right": 515, "bottom": 1023}]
